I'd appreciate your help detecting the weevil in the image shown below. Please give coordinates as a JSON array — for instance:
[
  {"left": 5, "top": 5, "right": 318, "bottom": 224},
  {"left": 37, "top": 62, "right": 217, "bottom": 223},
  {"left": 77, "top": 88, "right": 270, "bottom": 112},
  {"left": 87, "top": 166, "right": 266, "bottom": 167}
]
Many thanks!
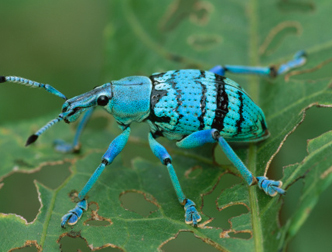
[{"left": 1, "top": 51, "right": 306, "bottom": 227}]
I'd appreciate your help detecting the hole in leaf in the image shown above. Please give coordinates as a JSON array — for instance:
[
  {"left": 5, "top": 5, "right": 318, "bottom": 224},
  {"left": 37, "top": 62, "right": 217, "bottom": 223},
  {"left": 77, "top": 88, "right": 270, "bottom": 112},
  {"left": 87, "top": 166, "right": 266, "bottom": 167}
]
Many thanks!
[
  {"left": 210, "top": 204, "right": 248, "bottom": 229},
  {"left": 228, "top": 231, "right": 251, "bottom": 239},
  {"left": 277, "top": 0, "right": 315, "bottom": 12},
  {"left": 0, "top": 162, "right": 71, "bottom": 222},
  {"left": 202, "top": 173, "right": 246, "bottom": 229},
  {"left": 160, "top": 231, "right": 220, "bottom": 252},
  {"left": 120, "top": 190, "right": 159, "bottom": 217},
  {"left": 9, "top": 241, "right": 41, "bottom": 252},
  {"left": 58, "top": 233, "right": 123, "bottom": 252},
  {"left": 84, "top": 202, "right": 112, "bottom": 227},
  {"left": 10, "top": 246, "right": 38, "bottom": 252}
]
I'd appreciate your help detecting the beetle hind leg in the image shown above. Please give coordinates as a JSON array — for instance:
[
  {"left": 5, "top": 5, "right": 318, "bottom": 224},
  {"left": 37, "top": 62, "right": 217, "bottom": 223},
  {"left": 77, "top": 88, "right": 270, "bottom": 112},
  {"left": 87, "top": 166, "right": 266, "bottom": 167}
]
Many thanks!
[
  {"left": 209, "top": 50, "right": 306, "bottom": 77},
  {"left": 176, "top": 129, "right": 286, "bottom": 197},
  {"left": 257, "top": 176, "right": 286, "bottom": 197}
]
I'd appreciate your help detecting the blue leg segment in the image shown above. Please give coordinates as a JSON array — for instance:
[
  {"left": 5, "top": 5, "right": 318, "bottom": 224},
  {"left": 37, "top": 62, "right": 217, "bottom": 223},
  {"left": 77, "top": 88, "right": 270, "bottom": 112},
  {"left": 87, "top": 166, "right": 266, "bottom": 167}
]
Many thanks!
[
  {"left": 148, "top": 133, "right": 202, "bottom": 226},
  {"left": 209, "top": 50, "right": 306, "bottom": 77},
  {"left": 61, "top": 127, "right": 131, "bottom": 227},
  {"left": 177, "top": 129, "right": 285, "bottom": 196},
  {"left": 54, "top": 107, "right": 95, "bottom": 153}
]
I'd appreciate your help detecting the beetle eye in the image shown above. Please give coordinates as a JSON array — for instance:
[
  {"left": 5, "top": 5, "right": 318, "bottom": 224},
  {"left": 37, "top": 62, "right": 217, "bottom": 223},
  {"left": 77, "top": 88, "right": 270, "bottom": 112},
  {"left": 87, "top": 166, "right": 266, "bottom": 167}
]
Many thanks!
[{"left": 97, "top": 95, "right": 109, "bottom": 106}]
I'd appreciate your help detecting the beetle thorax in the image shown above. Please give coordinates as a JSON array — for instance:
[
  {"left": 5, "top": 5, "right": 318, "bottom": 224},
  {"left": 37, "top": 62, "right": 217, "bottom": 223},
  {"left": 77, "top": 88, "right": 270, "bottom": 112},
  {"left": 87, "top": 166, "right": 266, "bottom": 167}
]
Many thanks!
[{"left": 106, "top": 76, "right": 152, "bottom": 125}]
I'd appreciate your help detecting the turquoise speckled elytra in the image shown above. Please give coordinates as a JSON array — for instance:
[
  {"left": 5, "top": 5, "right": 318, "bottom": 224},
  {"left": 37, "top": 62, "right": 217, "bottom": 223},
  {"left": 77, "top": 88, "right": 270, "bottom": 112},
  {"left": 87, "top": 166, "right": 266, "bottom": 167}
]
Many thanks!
[{"left": 0, "top": 51, "right": 306, "bottom": 227}]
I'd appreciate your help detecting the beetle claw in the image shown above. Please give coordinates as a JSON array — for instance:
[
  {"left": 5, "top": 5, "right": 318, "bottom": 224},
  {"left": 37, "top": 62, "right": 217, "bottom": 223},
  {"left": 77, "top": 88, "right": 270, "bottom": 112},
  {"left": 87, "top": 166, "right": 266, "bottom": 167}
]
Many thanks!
[
  {"left": 184, "top": 199, "right": 201, "bottom": 227},
  {"left": 61, "top": 199, "right": 88, "bottom": 228},
  {"left": 257, "top": 176, "right": 286, "bottom": 197}
]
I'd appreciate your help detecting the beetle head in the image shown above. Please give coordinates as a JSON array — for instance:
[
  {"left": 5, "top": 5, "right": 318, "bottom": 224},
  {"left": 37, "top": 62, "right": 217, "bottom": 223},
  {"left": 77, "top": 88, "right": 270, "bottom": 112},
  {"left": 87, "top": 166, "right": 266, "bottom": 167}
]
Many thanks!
[
  {"left": 25, "top": 83, "right": 112, "bottom": 146},
  {"left": 61, "top": 84, "right": 112, "bottom": 123}
]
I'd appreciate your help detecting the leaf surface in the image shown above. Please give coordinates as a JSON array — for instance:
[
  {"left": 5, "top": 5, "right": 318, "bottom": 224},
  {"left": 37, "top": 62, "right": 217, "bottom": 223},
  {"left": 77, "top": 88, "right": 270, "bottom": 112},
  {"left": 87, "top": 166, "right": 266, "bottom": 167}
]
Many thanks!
[{"left": 1, "top": 0, "right": 332, "bottom": 251}]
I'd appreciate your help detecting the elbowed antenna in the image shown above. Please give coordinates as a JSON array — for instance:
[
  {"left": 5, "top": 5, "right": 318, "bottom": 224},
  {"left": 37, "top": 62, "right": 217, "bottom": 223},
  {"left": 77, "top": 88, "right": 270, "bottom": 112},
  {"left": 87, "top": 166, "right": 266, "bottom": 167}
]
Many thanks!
[
  {"left": 0, "top": 75, "right": 67, "bottom": 100},
  {"left": 26, "top": 116, "right": 64, "bottom": 146}
]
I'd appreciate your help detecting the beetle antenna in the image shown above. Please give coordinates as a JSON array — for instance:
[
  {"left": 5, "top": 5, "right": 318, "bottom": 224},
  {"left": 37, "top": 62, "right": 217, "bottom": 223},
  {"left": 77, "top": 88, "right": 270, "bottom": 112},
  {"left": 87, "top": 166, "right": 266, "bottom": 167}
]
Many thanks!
[
  {"left": 0, "top": 75, "right": 67, "bottom": 100},
  {"left": 26, "top": 116, "right": 63, "bottom": 146}
]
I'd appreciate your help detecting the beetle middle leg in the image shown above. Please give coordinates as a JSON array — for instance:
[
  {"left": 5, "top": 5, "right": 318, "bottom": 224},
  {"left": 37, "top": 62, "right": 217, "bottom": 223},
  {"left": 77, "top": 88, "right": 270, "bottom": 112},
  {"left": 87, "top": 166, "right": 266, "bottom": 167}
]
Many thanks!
[
  {"left": 209, "top": 50, "right": 306, "bottom": 77},
  {"left": 148, "top": 133, "right": 202, "bottom": 226},
  {"left": 176, "top": 129, "right": 285, "bottom": 197}
]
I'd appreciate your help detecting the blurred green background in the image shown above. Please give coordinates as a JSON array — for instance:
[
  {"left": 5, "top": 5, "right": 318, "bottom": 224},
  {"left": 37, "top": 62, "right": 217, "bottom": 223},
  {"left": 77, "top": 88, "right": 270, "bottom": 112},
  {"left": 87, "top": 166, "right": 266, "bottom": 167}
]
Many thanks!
[{"left": 1, "top": 1, "right": 332, "bottom": 251}]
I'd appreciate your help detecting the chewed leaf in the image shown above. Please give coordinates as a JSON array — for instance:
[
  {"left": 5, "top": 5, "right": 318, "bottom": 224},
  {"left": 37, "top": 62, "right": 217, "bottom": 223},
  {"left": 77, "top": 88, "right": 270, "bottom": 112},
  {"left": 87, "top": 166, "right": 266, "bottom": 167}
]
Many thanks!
[{"left": 1, "top": 0, "right": 332, "bottom": 252}]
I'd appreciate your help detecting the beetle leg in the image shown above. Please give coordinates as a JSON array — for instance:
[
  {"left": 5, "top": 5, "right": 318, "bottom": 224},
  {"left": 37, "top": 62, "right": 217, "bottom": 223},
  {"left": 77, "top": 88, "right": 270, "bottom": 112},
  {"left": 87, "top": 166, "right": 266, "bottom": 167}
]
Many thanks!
[
  {"left": 209, "top": 50, "right": 306, "bottom": 77},
  {"left": 214, "top": 132, "right": 285, "bottom": 196},
  {"left": 54, "top": 107, "right": 95, "bottom": 153},
  {"left": 61, "top": 127, "right": 130, "bottom": 228},
  {"left": 177, "top": 129, "right": 285, "bottom": 196},
  {"left": 148, "top": 133, "right": 201, "bottom": 227}
]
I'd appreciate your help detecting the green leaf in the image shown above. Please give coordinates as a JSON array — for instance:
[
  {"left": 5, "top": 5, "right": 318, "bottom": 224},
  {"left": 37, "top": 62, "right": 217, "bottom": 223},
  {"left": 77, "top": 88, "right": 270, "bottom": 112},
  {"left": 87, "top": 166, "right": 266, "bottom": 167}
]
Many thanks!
[{"left": 1, "top": 0, "right": 332, "bottom": 251}]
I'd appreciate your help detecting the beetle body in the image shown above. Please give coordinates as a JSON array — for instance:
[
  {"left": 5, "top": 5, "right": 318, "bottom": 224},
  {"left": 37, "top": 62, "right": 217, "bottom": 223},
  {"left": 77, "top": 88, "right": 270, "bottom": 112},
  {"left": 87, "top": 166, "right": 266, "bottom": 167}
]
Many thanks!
[{"left": 71, "top": 69, "right": 268, "bottom": 143}]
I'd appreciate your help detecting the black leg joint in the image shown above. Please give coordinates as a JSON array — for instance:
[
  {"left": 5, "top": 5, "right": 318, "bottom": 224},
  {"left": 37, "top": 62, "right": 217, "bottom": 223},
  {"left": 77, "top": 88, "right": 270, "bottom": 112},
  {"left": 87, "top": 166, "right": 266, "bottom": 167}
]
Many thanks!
[
  {"left": 269, "top": 66, "right": 278, "bottom": 78},
  {"left": 0, "top": 76, "right": 6, "bottom": 83},
  {"left": 212, "top": 130, "right": 220, "bottom": 140},
  {"left": 102, "top": 159, "right": 109, "bottom": 165},
  {"left": 164, "top": 158, "right": 171, "bottom": 165}
]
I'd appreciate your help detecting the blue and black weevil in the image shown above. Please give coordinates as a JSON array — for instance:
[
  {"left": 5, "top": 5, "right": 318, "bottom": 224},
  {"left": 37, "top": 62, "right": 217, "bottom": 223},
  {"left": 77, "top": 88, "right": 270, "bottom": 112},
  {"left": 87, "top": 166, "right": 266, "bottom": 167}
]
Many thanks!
[{"left": 0, "top": 51, "right": 306, "bottom": 227}]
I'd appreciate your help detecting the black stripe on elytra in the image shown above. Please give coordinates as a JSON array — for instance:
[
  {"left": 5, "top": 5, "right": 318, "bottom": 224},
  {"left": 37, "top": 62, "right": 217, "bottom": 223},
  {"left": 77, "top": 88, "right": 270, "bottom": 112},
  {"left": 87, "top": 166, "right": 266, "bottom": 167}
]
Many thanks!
[
  {"left": 199, "top": 70, "right": 206, "bottom": 79},
  {"left": 214, "top": 73, "right": 226, "bottom": 82},
  {"left": 235, "top": 91, "right": 244, "bottom": 135},
  {"left": 148, "top": 75, "right": 171, "bottom": 123},
  {"left": 171, "top": 70, "right": 183, "bottom": 127},
  {"left": 197, "top": 75, "right": 207, "bottom": 130},
  {"left": 211, "top": 80, "right": 228, "bottom": 131}
]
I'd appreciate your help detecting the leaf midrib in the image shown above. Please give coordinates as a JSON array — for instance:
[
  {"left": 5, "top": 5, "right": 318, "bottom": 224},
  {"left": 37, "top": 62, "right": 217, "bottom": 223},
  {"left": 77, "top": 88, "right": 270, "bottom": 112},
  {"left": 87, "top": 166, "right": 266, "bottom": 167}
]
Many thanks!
[{"left": 247, "top": 0, "right": 264, "bottom": 251}]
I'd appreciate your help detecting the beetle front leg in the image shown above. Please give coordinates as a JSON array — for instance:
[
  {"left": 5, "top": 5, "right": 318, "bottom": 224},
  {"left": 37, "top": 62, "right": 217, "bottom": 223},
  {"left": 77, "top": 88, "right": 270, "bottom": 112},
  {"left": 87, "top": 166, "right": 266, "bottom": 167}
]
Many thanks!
[
  {"left": 61, "top": 127, "right": 130, "bottom": 227},
  {"left": 176, "top": 129, "right": 285, "bottom": 197},
  {"left": 148, "top": 133, "right": 201, "bottom": 226},
  {"left": 54, "top": 107, "right": 95, "bottom": 153}
]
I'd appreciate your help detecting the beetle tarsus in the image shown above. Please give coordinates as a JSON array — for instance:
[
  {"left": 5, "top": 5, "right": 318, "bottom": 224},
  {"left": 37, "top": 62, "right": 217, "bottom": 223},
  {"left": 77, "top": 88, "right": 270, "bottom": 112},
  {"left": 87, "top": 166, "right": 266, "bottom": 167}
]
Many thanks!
[
  {"left": 184, "top": 199, "right": 201, "bottom": 226},
  {"left": 257, "top": 176, "right": 286, "bottom": 197}
]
